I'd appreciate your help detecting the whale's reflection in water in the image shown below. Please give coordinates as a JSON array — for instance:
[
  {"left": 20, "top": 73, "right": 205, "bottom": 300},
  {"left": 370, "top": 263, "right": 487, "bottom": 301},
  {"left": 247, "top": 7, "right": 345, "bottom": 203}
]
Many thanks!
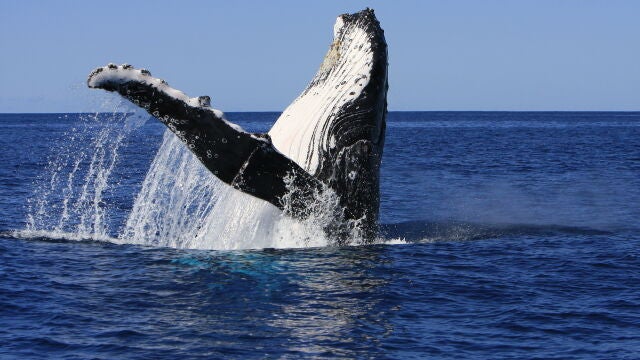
[{"left": 169, "top": 245, "right": 397, "bottom": 357}]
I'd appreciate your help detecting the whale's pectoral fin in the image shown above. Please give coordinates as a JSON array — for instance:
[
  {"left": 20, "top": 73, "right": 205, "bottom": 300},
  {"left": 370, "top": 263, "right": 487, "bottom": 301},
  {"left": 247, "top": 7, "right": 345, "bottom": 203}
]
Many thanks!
[{"left": 87, "top": 64, "right": 322, "bottom": 217}]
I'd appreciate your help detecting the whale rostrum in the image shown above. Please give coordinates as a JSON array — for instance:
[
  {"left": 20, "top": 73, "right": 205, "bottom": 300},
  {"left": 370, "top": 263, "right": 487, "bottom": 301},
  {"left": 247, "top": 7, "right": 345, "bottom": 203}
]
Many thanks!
[{"left": 87, "top": 9, "right": 388, "bottom": 242}]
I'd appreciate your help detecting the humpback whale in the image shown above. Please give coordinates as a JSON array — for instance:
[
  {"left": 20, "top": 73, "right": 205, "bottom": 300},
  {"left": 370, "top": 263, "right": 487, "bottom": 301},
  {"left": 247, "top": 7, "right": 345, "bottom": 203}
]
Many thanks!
[{"left": 87, "top": 9, "right": 388, "bottom": 242}]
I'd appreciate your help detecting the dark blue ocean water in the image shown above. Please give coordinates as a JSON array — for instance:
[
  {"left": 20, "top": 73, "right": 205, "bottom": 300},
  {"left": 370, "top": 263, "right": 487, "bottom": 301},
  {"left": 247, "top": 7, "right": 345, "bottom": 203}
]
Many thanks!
[{"left": 1, "top": 112, "right": 639, "bottom": 359}]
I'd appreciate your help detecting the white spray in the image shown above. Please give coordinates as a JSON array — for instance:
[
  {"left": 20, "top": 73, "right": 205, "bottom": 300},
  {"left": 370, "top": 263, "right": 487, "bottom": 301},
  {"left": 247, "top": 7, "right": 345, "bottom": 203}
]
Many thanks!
[
  {"left": 21, "top": 112, "right": 358, "bottom": 250},
  {"left": 24, "top": 104, "right": 147, "bottom": 242},
  {"left": 119, "top": 130, "right": 335, "bottom": 250}
]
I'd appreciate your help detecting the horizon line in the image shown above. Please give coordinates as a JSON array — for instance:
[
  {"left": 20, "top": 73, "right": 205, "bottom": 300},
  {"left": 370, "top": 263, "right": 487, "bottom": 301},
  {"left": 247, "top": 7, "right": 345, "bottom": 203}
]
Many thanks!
[{"left": 1, "top": 110, "right": 639, "bottom": 115}]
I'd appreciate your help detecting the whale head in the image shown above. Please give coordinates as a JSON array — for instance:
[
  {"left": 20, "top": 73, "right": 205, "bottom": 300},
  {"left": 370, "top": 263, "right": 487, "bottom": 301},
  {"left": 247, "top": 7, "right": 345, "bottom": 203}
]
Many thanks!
[{"left": 269, "top": 9, "right": 388, "bottom": 237}]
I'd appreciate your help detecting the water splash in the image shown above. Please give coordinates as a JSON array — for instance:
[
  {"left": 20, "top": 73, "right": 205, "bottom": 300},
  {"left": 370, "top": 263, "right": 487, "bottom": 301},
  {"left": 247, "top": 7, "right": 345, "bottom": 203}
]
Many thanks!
[
  {"left": 25, "top": 104, "right": 147, "bottom": 241},
  {"left": 120, "top": 131, "right": 223, "bottom": 248},
  {"left": 22, "top": 106, "right": 366, "bottom": 250},
  {"left": 119, "top": 131, "right": 335, "bottom": 250}
]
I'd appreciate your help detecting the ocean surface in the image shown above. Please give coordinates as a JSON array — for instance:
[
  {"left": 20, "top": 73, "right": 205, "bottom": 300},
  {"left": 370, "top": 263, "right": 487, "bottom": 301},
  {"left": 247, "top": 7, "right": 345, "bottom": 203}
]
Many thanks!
[{"left": 1, "top": 111, "right": 639, "bottom": 359}]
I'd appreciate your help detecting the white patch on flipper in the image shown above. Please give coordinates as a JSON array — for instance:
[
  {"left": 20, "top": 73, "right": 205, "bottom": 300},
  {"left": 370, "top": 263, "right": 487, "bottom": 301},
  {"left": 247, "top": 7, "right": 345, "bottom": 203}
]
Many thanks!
[
  {"left": 268, "top": 17, "right": 374, "bottom": 174},
  {"left": 88, "top": 64, "right": 243, "bottom": 133}
]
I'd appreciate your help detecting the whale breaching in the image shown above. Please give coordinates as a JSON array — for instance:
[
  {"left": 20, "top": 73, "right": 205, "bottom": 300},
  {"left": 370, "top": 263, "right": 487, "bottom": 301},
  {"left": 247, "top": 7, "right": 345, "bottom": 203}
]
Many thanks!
[{"left": 87, "top": 9, "right": 388, "bottom": 242}]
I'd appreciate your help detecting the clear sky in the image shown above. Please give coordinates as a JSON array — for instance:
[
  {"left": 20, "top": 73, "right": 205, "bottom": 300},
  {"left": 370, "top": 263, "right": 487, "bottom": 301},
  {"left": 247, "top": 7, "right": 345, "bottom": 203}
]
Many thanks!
[{"left": 1, "top": 0, "right": 638, "bottom": 112}]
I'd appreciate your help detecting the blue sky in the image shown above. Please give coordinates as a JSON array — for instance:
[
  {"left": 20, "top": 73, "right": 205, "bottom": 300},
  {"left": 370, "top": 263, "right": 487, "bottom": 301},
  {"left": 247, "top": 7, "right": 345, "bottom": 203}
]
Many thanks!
[{"left": 1, "top": 0, "right": 638, "bottom": 112}]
